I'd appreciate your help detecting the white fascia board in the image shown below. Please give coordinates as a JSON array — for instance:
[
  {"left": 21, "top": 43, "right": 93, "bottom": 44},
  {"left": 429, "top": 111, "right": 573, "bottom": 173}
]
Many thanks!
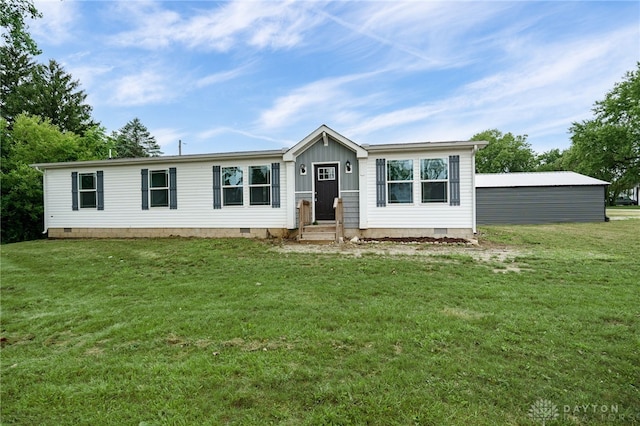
[
  {"left": 364, "top": 140, "right": 488, "bottom": 153},
  {"left": 31, "top": 149, "right": 286, "bottom": 170}
]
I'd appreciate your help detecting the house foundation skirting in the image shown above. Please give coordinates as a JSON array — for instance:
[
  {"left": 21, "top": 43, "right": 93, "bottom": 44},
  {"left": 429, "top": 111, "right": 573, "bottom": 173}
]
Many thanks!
[
  {"left": 353, "top": 228, "right": 474, "bottom": 240},
  {"left": 48, "top": 227, "right": 290, "bottom": 239},
  {"left": 48, "top": 227, "right": 473, "bottom": 240}
]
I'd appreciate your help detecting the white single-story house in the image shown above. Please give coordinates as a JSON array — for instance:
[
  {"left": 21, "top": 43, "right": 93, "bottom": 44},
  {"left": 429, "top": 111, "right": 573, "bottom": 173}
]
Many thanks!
[
  {"left": 476, "top": 171, "right": 610, "bottom": 225},
  {"left": 32, "top": 125, "right": 488, "bottom": 241}
]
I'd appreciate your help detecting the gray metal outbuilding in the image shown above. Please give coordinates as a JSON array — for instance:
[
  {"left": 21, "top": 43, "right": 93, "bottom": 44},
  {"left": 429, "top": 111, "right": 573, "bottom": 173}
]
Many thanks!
[{"left": 476, "top": 172, "right": 609, "bottom": 225}]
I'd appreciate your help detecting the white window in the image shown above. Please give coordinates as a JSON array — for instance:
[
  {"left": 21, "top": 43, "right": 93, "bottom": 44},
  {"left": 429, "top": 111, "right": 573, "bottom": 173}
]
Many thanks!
[
  {"left": 149, "top": 170, "right": 169, "bottom": 207},
  {"left": 222, "top": 167, "right": 243, "bottom": 206},
  {"left": 79, "top": 173, "right": 97, "bottom": 208},
  {"left": 421, "top": 158, "right": 448, "bottom": 203},
  {"left": 249, "top": 165, "right": 271, "bottom": 206},
  {"left": 387, "top": 160, "right": 413, "bottom": 204}
]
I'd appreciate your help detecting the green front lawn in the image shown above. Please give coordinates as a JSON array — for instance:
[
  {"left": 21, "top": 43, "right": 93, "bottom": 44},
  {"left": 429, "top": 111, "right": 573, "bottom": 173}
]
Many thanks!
[{"left": 1, "top": 221, "right": 639, "bottom": 425}]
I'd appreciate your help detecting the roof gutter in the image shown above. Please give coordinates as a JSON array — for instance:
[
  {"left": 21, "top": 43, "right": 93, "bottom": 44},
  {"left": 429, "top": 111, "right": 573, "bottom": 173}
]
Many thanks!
[
  {"left": 364, "top": 140, "right": 488, "bottom": 153},
  {"left": 31, "top": 149, "right": 287, "bottom": 170}
]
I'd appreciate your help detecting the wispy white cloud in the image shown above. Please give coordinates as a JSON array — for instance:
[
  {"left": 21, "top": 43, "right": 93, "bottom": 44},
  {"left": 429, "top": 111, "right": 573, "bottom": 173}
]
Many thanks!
[
  {"left": 31, "top": 0, "right": 79, "bottom": 45},
  {"left": 67, "top": 64, "right": 113, "bottom": 91},
  {"left": 257, "top": 71, "right": 385, "bottom": 130},
  {"left": 340, "top": 21, "right": 639, "bottom": 150},
  {"left": 109, "top": 71, "right": 176, "bottom": 106},
  {"left": 319, "top": 1, "right": 515, "bottom": 70},
  {"left": 196, "top": 126, "right": 291, "bottom": 147},
  {"left": 151, "top": 127, "right": 187, "bottom": 153},
  {"left": 108, "top": 0, "right": 325, "bottom": 52},
  {"left": 105, "top": 1, "right": 181, "bottom": 50},
  {"left": 195, "top": 64, "right": 252, "bottom": 89}
]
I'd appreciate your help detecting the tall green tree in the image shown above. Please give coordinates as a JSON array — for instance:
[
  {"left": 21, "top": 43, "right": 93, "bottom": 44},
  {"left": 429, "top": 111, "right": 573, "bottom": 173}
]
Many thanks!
[
  {"left": 112, "top": 118, "right": 162, "bottom": 158},
  {"left": 471, "top": 129, "right": 537, "bottom": 173},
  {"left": 0, "top": 45, "right": 37, "bottom": 126},
  {"left": 0, "top": 0, "right": 41, "bottom": 55},
  {"left": 535, "top": 148, "right": 567, "bottom": 172},
  {"left": 20, "top": 59, "right": 97, "bottom": 135},
  {"left": 1, "top": 114, "right": 109, "bottom": 244},
  {"left": 567, "top": 63, "right": 640, "bottom": 204}
]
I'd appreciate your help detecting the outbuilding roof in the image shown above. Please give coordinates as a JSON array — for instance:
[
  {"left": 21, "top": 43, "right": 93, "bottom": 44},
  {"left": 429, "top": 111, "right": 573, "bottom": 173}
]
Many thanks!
[{"left": 476, "top": 171, "right": 609, "bottom": 188}]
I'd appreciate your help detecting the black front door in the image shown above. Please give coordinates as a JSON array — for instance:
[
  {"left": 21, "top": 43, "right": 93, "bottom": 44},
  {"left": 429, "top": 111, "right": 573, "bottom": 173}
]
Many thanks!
[{"left": 314, "top": 163, "right": 338, "bottom": 221}]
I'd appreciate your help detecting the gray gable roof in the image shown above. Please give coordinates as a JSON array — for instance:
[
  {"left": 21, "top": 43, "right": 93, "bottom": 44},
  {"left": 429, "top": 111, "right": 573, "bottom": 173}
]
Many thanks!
[{"left": 32, "top": 124, "right": 488, "bottom": 170}]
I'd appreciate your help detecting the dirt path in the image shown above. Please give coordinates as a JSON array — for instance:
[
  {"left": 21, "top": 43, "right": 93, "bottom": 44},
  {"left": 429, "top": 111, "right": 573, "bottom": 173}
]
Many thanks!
[
  {"left": 273, "top": 240, "right": 524, "bottom": 264},
  {"left": 607, "top": 209, "right": 640, "bottom": 220}
]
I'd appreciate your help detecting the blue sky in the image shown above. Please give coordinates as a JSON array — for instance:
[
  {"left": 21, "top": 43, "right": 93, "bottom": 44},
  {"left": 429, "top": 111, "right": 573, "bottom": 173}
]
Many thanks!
[{"left": 29, "top": 0, "right": 639, "bottom": 155}]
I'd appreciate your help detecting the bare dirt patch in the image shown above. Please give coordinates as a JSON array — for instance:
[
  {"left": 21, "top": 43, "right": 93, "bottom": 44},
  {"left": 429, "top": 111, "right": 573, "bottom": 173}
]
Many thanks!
[
  {"left": 275, "top": 240, "right": 520, "bottom": 261},
  {"left": 273, "top": 240, "right": 530, "bottom": 273}
]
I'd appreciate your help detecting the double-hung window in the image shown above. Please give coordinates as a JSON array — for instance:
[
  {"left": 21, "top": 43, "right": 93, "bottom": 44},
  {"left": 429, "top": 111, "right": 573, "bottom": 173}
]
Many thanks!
[
  {"left": 249, "top": 165, "right": 271, "bottom": 206},
  {"left": 79, "top": 173, "right": 97, "bottom": 208},
  {"left": 421, "top": 158, "right": 448, "bottom": 203},
  {"left": 141, "top": 168, "right": 176, "bottom": 209},
  {"left": 387, "top": 160, "right": 413, "bottom": 204},
  {"left": 222, "top": 166, "right": 243, "bottom": 206},
  {"left": 72, "top": 171, "right": 103, "bottom": 210},
  {"left": 150, "top": 170, "right": 169, "bottom": 207}
]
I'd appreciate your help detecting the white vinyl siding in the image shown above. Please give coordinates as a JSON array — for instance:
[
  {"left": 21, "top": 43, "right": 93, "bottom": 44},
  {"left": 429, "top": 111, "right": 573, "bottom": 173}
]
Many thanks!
[
  {"left": 44, "top": 159, "right": 286, "bottom": 229},
  {"left": 40, "top": 146, "right": 476, "bottom": 233},
  {"left": 365, "top": 149, "right": 475, "bottom": 229}
]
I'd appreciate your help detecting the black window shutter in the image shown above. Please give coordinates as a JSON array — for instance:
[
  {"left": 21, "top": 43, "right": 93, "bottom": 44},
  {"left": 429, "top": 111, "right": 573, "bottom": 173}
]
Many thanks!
[
  {"left": 376, "top": 158, "right": 386, "bottom": 207},
  {"left": 141, "top": 169, "right": 149, "bottom": 210},
  {"left": 97, "top": 170, "right": 104, "bottom": 210},
  {"left": 271, "top": 162, "right": 280, "bottom": 208},
  {"left": 449, "top": 155, "right": 460, "bottom": 206},
  {"left": 212, "top": 166, "right": 221, "bottom": 209},
  {"left": 71, "top": 172, "right": 79, "bottom": 210},
  {"left": 169, "top": 167, "right": 177, "bottom": 209}
]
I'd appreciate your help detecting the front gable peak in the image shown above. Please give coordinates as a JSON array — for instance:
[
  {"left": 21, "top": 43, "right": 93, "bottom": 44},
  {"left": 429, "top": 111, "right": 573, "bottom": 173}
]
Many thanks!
[{"left": 283, "top": 125, "right": 368, "bottom": 161}]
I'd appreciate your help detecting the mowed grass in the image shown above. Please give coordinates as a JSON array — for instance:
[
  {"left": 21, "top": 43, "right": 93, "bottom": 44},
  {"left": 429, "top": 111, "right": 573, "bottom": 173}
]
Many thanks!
[{"left": 1, "top": 221, "right": 639, "bottom": 425}]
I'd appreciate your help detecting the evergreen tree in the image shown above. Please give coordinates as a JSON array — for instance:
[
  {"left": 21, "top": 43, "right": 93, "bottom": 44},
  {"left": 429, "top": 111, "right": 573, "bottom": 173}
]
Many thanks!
[
  {"left": 112, "top": 118, "right": 162, "bottom": 158},
  {"left": 0, "top": 45, "right": 37, "bottom": 126},
  {"left": 22, "top": 59, "right": 97, "bottom": 135}
]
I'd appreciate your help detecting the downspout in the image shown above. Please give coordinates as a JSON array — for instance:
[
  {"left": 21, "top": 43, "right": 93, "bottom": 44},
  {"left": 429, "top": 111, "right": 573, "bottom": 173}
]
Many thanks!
[{"left": 33, "top": 166, "right": 49, "bottom": 234}]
